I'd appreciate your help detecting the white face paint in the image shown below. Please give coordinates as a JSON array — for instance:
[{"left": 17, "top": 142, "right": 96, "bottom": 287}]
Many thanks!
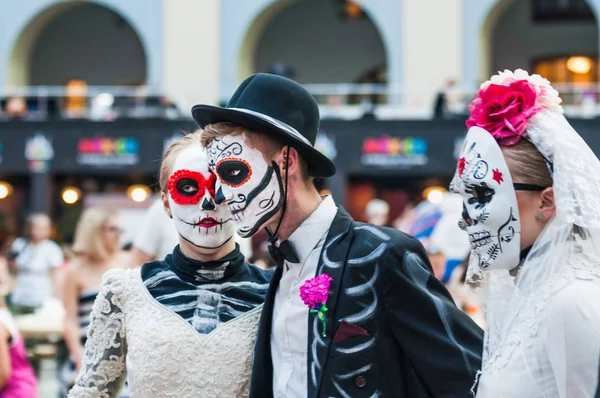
[
  {"left": 168, "top": 145, "right": 235, "bottom": 249},
  {"left": 450, "top": 127, "right": 521, "bottom": 271},
  {"left": 206, "top": 135, "right": 284, "bottom": 238}
]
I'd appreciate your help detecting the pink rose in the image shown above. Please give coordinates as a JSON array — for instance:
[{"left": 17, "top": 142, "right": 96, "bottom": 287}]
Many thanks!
[
  {"left": 466, "top": 80, "right": 545, "bottom": 146},
  {"left": 299, "top": 273, "right": 333, "bottom": 310}
]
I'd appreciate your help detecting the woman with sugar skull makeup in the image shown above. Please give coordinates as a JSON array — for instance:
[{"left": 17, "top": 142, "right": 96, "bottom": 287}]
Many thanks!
[
  {"left": 452, "top": 69, "right": 600, "bottom": 397},
  {"left": 68, "top": 131, "right": 272, "bottom": 398},
  {"left": 193, "top": 73, "right": 483, "bottom": 398}
]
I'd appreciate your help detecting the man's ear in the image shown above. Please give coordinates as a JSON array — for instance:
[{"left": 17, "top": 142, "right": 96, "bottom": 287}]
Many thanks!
[
  {"left": 539, "top": 187, "right": 555, "bottom": 220},
  {"left": 161, "top": 191, "right": 173, "bottom": 219},
  {"left": 280, "top": 146, "right": 301, "bottom": 177}
]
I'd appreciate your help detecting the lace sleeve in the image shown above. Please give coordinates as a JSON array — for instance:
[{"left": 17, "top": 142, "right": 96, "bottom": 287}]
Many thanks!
[
  {"left": 545, "top": 282, "right": 600, "bottom": 398},
  {"left": 68, "top": 271, "right": 128, "bottom": 398}
]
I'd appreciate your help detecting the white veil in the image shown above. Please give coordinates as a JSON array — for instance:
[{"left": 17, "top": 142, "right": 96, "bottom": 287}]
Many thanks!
[{"left": 471, "top": 109, "right": 600, "bottom": 396}]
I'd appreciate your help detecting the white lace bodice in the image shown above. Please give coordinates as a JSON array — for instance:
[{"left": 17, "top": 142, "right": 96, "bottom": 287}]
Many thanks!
[{"left": 69, "top": 268, "right": 262, "bottom": 398}]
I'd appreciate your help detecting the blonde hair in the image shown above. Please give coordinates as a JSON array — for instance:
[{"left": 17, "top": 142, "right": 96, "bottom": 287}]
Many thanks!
[
  {"left": 502, "top": 139, "right": 553, "bottom": 187},
  {"left": 159, "top": 130, "right": 204, "bottom": 192},
  {"left": 72, "top": 207, "right": 119, "bottom": 263},
  {"left": 201, "top": 122, "right": 310, "bottom": 180}
]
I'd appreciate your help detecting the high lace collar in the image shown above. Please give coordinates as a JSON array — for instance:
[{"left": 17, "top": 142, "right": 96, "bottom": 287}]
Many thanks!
[{"left": 169, "top": 244, "right": 244, "bottom": 283}]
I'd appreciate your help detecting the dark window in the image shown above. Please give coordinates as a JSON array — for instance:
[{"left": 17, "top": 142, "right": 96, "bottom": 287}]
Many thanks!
[{"left": 533, "top": 0, "right": 595, "bottom": 21}]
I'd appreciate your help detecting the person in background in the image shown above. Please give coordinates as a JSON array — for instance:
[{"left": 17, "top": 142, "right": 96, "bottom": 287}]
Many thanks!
[
  {"left": 394, "top": 200, "right": 416, "bottom": 232},
  {"left": 429, "top": 192, "right": 471, "bottom": 282},
  {"left": 405, "top": 199, "right": 443, "bottom": 249},
  {"left": 426, "top": 245, "right": 447, "bottom": 281},
  {"left": 130, "top": 198, "right": 179, "bottom": 267},
  {"left": 364, "top": 198, "right": 391, "bottom": 227},
  {"left": 8, "top": 213, "right": 64, "bottom": 314},
  {"left": 445, "top": 257, "right": 484, "bottom": 328},
  {"left": 0, "top": 256, "right": 38, "bottom": 397},
  {"left": 60, "top": 208, "right": 129, "bottom": 398}
]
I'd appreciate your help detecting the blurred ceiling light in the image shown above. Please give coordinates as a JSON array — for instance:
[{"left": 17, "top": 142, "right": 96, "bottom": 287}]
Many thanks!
[
  {"left": 62, "top": 187, "right": 81, "bottom": 205},
  {"left": 423, "top": 186, "right": 447, "bottom": 205},
  {"left": 127, "top": 185, "right": 151, "bottom": 203},
  {"left": 566, "top": 56, "right": 592, "bottom": 74},
  {"left": 0, "top": 182, "right": 13, "bottom": 200}
]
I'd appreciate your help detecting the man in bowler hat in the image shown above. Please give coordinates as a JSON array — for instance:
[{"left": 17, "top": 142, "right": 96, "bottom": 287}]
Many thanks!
[{"left": 193, "top": 73, "right": 483, "bottom": 397}]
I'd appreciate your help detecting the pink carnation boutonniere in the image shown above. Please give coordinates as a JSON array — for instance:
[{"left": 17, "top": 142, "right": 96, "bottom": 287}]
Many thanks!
[{"left": 300, "top": 273, "right": 333, "bottom": 337}]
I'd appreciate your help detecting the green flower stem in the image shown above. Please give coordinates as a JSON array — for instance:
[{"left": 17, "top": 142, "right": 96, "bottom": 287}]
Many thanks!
[{"left": 310, "top": 303, "right": 329, "bottom": 337}]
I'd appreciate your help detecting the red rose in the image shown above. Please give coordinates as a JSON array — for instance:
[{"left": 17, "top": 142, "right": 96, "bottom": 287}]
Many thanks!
[{"left": 466, "top": 80, "right": 545, "bottom": 146}]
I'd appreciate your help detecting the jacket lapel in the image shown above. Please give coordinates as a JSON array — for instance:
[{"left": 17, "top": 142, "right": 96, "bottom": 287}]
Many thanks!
[
  {"left": 249, "top": 264, "right": 283, "bottom": 398},
  {"left": 307, "top": 207, "right": 355, "bottom": 397}
]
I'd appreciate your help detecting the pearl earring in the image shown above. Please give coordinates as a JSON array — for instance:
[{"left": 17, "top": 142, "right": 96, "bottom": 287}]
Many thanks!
[{"left": 536, "top": 212, "right": 544, "bottom": 221}]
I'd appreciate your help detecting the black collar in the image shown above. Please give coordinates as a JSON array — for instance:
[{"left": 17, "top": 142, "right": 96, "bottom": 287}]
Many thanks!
[{"left": 169, "top": 244, "right": 244, "bottom": 283}]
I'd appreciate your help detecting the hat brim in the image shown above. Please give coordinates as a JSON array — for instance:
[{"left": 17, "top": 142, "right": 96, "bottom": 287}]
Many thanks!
[{"left": 191, "top": 105, "right": 336, "bottom": 178}]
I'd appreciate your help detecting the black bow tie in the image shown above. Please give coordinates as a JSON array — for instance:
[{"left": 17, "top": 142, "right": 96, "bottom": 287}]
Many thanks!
[{"left": 268, "top": 240, "right": 300, "bottom": 268}]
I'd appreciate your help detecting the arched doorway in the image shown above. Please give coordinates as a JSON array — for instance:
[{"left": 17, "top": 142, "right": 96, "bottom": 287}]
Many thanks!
[
  {"left": 240, "top": 0, "right": 388, "bottom": 103},
  {"left": 485, "top": 0, "right": 598, "bottom": 84},
  {"left": 9, "top": 2, "right": 147, "bottom": 87}
]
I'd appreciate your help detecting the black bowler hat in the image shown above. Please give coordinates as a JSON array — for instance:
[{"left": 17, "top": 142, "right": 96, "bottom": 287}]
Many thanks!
[{"left": 191, "top": 73, "right": 336, "bottom": 178}]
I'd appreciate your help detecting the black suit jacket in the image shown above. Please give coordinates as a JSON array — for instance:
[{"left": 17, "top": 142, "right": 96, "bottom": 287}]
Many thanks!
[{"left": 250, "top": 207, "right": 484, "bottom": 398}]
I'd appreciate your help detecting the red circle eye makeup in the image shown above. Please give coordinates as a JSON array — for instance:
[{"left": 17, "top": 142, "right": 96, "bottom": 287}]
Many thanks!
[{"left": 168, "top": 169, "right": 216, "bottom": 205}]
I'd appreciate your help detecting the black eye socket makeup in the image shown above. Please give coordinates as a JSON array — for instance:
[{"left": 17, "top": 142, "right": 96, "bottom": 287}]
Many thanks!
[
  {"left": 216, "top": 160, "right": 251, "bottom": 187},
  {"left": 177, "top": 178, "right": 199, "bottom": 196}
]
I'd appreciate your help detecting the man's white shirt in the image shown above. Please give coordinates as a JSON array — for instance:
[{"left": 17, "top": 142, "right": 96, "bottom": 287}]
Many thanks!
[{"left": 271, "top": 196, "right": 337, "bottom": 398}]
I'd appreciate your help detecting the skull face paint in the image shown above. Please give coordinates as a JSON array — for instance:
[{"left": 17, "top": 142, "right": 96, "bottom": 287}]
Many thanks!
[
  {"left": 207, "top": 135, "right": 284, "bottom": 238},
  {"left": 167, "top": 145, "right": 235, "bottom": 249},
  {"left": 450, "top": 127, "right": 521, "bottom": 271}
]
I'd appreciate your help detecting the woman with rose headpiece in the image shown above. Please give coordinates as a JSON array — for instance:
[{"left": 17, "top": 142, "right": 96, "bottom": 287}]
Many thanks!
[{"left": 452, "top": 69, "right": 600, "bottom": 397}]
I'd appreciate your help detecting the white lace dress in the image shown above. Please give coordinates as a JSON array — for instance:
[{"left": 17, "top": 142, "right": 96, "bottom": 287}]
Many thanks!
[
  {"left": 476, "top": 267, "right": 600, "bottom": 397},
  {"left": 68, "top": 268, "right": 263, "bottom": 398}
]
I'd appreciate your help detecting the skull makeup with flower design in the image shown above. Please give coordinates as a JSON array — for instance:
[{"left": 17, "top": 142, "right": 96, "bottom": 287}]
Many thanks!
[
  {"left": 451, "top": 127, "right": 521, "bottom": 271},
  {"left": 206, "top": 135, "right": 284, "bottom": 238},
  {"left": 166, "top": 145, "right": 235, "bottom": 249},
  {"left": 453, "top": 69, "right": 562, "bottom": 272}
]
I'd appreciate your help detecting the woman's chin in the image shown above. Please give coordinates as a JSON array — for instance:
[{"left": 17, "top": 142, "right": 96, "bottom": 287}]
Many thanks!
[{"left": 179, "top": 235, "right": 234, "bottom": 257}]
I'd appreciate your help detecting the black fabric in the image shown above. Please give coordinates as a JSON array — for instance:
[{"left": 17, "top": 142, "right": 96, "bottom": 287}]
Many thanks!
[
  {"left": 141, "top": 245, "right": 273, "bottom": 334},
  {"left": 267, "top": 240, "right": 299, "bottom": 267},
  {"left": 513, "top": 183, "right": 548, "bottom": 191},
  {"left": 520, "top": 245, "right": 533, "bottom": 261},
  {"left": 250, "top": 207, "right": 484, "bottom": 398},
  {"left": 169, "top": 244, "right": 244, "bottom": 282},
  {"left": 191, "top": 73, "right": 336, "bottom": 178}
]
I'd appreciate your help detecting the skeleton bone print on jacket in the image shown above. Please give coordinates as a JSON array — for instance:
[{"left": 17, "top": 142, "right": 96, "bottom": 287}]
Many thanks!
[
  {"left": 451, "top": 126, "right": 521, "bottom": 271},
  {"left": 207, "top": 135, "right": 284, "bottom": 238}
]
